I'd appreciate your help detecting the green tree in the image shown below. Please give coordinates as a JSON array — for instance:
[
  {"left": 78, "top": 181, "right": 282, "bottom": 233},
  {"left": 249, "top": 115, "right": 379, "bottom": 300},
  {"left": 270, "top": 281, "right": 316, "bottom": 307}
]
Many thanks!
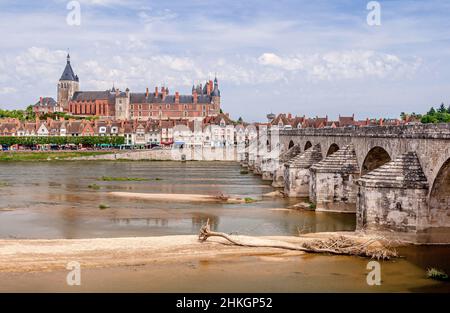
[
  {"left": 427, "top": 107, "right": 436, "bottom": 116},
  {"left": 421, "top": 115, "right": 437, "bottom": 124},
  {"left": 25, "top": 105, "right": 36, "bottom": 120},
  {"left": 437, "top": 103, "right": 447, "bottom": 113}
]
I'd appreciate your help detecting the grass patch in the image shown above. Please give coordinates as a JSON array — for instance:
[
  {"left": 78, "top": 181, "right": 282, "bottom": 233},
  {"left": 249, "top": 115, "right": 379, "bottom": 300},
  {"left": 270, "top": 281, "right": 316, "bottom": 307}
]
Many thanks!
[
  {"left": 240, "top": 170, "right": 249, "bottom": 175},
  {"left": 99, "top": 204, "right": 110, "bottom": 210},
  {"left": 154, "top": 178, "right": 163, "bottom": 181},
  {"left": 244, "top": 197, "right": 256, "bottom": 203},
  {"left": 0, "top": 181, "right": 9, "bottom": 187},
  {"left": 88, "top": 183, "right": 100, "bottom": 190},
  {"left": 99, "top": 176, "right": 149, "bottom": 182},
  {"left": 0, "top": 151, "right": 110, "bottom": 162},
  {"left": 427, "top": 268, "right": 449, "bottom": 281},
  {"left": 308, "top": 203, "right": 316, "bottom": 209}
]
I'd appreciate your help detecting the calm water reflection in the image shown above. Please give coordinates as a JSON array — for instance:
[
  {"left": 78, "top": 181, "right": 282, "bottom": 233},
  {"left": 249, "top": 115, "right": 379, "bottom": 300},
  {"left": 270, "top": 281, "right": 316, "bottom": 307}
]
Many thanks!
[{"left": 0, "top": 161, "right": 355, "bottom": 239}]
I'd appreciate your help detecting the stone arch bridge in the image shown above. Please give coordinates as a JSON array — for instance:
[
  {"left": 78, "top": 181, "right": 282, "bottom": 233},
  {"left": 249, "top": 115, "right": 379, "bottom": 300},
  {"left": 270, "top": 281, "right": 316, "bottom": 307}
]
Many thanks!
[{"left": 245, "top": 124, "right": 450, "bottom": 243}]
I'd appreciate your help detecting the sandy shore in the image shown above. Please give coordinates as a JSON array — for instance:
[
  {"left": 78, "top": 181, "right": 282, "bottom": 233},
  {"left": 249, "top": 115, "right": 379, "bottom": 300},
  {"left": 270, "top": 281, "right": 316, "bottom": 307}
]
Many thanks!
[
  {"left": 0, "top": 233, "right": 364, "bottom": 273},
  {"left": 108, "top": 192, "right": 252, "bottom": 203}
]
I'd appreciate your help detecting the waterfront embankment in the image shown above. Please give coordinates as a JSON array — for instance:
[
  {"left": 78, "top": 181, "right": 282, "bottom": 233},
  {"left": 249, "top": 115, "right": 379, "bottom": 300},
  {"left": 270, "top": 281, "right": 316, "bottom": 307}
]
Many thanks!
[{"left": 0, "top": 151, "right": 111, "bottom": 161}]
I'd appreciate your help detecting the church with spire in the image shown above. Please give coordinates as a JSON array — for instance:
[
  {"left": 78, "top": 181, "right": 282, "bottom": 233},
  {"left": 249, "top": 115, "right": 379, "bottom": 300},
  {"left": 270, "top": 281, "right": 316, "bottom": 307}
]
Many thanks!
[{"left": 53, "top": 54, "right": 221, "bottom": 121}]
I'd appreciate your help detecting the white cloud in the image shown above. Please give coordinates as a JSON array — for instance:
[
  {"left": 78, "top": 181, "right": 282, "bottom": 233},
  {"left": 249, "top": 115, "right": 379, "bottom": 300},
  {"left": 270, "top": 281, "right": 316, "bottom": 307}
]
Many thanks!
[
  {"left": 257, "top": 51, "right": 421, "bottom": 81},
  {"left": 0, "top": 87, "right": 17, "bottom": 95}
]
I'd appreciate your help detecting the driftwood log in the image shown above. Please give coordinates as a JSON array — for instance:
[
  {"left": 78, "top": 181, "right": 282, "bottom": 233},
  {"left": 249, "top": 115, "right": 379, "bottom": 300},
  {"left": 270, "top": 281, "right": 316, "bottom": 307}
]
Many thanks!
[{"left": 198, "top": 219, "right": 397, "bottom": 260}]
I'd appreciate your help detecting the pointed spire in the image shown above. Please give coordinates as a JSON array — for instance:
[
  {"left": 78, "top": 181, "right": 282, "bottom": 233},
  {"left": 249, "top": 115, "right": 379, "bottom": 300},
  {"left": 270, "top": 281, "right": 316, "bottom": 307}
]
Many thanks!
[{"left": 60, "top": 53, "right": 77, "bottom": 81}]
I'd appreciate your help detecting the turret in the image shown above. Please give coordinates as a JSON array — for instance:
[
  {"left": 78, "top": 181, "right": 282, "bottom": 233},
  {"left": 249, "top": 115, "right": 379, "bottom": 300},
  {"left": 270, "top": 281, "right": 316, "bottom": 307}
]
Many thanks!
[{"left": 211, "top": 76, "right": 221, "bottom": 114}]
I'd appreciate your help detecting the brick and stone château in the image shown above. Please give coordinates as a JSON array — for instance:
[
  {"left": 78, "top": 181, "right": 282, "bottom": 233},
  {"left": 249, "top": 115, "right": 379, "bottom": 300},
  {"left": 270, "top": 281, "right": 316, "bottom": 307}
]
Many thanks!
[{"left": 56, "top": 54, "right": 221, "bottom": 121}]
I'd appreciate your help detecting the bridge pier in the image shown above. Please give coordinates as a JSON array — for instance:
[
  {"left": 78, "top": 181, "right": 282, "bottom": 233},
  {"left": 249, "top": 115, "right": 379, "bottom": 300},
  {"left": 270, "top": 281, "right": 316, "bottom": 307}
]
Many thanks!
[
  {"left": 261, "top": 157, "right": 274, "bottom": 181},
  {"left": 247, "top": 151, "right": 256, "bottom": 172},
  {"left": 284, "top": 144, "right": 322, "bottom": 198},
  {"left": 271, "top": 144, "right": 301, "bottom": 188},
  {"left": 310, "top": 144, "right": 360, "bottom": 213},
  {"left": 356, "top": 152, "right": 430, "bottom": 236}
]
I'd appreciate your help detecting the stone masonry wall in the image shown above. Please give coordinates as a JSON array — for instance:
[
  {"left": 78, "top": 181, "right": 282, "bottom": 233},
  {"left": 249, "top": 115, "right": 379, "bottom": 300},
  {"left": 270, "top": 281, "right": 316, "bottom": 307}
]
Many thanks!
[
  {"left": 357, "top": 186, "right": 429, "bottom": 232},
  {"left": 312, "top": 172, "right": 358, "bottom": 213}
]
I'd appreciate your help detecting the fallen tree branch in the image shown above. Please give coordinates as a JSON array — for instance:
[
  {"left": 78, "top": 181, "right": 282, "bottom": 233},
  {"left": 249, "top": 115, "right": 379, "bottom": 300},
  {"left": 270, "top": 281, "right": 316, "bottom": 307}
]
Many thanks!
[{"left": 198, "top": 219, "right": 398, "bottom": 260}]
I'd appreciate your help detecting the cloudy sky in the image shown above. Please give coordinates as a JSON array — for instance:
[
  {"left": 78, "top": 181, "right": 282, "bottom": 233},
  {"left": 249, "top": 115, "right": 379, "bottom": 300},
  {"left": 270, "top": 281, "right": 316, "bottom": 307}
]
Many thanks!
[{"left": 0, "top": 0, "right": 449, "bottom": 121}]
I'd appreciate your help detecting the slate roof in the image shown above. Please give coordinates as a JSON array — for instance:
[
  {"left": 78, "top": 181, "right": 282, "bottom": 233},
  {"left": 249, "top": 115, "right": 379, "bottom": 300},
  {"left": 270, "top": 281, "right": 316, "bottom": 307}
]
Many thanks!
[
  {"left": 71, "top": 91, "right": 111, "bottom": 101},
  {"left": 129, "top": 93, "right": 212, "bottom": 104},
  {"left": 60, "top": 55, "right": 78, "bottom": 81}
]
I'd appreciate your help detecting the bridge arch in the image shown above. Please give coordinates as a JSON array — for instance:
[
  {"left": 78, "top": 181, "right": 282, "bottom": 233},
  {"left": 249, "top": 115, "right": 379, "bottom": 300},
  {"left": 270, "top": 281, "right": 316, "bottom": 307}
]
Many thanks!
[
  {"left": 429, "top": 158, "right": 450, "bottom": 221},
  {"left": 304, "top": 141, "right": 312, "bottom": 151},
  {"left": 361, "top": 146, "right": 391, "bottom": 176},
  {"left": 326, "top": 143, "right": 340, "bottom": 156},
  {"left": 288, "top": 140, "right": 295, "bottom": 149}
]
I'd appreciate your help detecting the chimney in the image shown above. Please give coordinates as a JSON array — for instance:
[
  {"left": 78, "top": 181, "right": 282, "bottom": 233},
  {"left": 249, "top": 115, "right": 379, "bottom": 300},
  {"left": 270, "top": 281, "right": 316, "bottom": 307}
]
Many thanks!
[
  {"left": 146, "top": 87, "right": 149, "bottom": 98},
  {"left": 35, "top": 116, "right": 40, "bottom": 129},
  {"left": 115, "top": 88, "right": 119, "bottom": 96},
  {"left": 193, "top": 90, "right": 198, "bottom": 104},
  {"left": 155, "top": 87, "right": 159, "bottom": 97},
  {"left": 40, "top": 97, "right": 43, "bottom": 105},
  {"left": 175, "top": 91, "right": 180, "bottom": 104}
]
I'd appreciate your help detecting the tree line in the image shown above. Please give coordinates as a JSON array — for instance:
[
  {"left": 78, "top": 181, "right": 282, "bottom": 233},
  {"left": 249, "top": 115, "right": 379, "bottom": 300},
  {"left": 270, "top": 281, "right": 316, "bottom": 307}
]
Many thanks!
[
  {"left": 400, "top": 103, "right": 450, "bottom": 124},
  {"left": 0, "top": 136, "right": 125, "bottom": 146},
  {"left": 421, "top": 103, "right": 450, "bottom": 123}
]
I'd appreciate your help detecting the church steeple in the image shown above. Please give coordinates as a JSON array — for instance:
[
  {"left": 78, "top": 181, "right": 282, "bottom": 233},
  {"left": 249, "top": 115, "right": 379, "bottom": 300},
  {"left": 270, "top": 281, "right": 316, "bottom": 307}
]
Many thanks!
[
  {"left": 58, "top": 53, "right": 80, "bottom": 112},
  {"left": 60, "top": 53, "right": 77, "bottom": 81}
]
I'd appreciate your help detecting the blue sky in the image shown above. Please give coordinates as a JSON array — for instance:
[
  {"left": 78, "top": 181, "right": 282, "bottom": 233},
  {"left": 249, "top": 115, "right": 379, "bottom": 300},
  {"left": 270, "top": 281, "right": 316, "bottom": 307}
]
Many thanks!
[{"left": 0, "top": 0, "right": 449, "bottom": 121}]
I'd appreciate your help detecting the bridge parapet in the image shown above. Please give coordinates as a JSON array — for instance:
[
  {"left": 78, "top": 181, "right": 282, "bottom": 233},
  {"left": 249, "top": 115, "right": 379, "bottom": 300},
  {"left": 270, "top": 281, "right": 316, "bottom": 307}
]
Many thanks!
[{"left": 278, "top": 123, "right": 450, "bottom": 139}]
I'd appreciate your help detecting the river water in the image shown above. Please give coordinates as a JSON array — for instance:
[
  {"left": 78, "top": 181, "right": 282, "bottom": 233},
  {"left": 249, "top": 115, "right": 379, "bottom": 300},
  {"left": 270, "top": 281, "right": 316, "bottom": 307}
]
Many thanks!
[
  {"left": 0, "top": 161, "right": 449, "bottom": 292},
  {"left": 0, "top": 161, "right": 355, "bottom": 239}
]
